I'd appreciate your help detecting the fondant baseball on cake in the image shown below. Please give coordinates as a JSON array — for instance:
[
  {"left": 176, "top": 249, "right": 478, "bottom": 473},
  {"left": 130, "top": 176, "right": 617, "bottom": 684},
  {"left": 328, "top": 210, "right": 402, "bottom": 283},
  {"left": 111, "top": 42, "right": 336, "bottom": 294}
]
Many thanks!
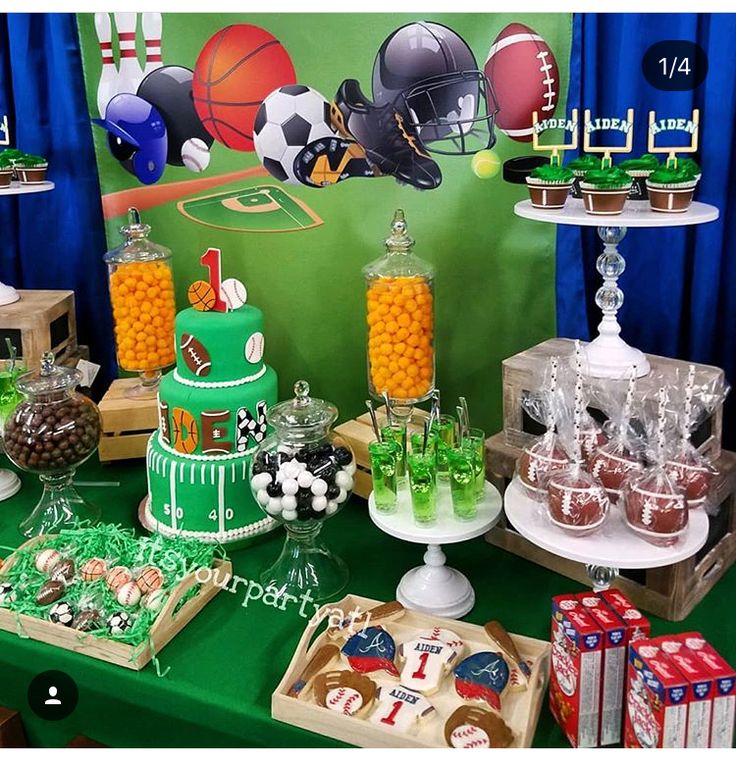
[{"left": 144, "top": 248, "right": 279, "bottom": 544}]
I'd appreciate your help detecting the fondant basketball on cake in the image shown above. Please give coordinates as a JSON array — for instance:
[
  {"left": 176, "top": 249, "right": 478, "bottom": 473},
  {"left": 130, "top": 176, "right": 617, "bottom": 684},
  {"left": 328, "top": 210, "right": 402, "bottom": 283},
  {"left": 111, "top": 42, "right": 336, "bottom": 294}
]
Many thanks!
[
  {"left": 484, "top": 23, "right": 559, "bottom": 142},
  {"left": 180, "top": 334, "right": 212, "bottom": 377}
]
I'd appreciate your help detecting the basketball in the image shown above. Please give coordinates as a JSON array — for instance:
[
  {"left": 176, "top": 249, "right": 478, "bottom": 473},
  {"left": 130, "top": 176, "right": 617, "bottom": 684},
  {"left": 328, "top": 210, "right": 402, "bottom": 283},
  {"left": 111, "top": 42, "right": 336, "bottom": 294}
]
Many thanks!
[
  {"left": 192, "top": 24, "right": 296, "bottom": 152},
  {"left": 172, "top": 406, "right": 199, "bottom": 454},
  {"left": 188, "top": 280, "right": 217, "bottom": 311}
]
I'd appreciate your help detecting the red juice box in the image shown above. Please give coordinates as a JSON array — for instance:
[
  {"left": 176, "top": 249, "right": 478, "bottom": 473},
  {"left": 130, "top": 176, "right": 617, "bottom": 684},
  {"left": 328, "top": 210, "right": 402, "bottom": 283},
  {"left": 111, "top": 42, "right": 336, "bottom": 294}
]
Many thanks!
[
  {"left": 600, "top": 588, "right": 651, "bottom": 643},
  {"left": 550, "top": 595, "right": 603, "bottom": 748},
  {"left": 655, "top": 636, "right": 715, "bottom": 748},
  {"left": 679, "top": 632, "right": 736, "bottom": 748},
  {"left": 578, "top": 592, "right": 628, "bottom": 746},
  {"left": 625, "top": 641, "right": 689, "bottom": 748}
]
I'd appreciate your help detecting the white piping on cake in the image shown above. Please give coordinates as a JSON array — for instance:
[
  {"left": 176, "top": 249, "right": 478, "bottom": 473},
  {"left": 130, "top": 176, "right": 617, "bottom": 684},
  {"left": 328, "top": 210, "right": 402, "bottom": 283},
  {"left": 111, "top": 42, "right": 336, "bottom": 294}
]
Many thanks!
[{"left": 173, "top": 363, "right": 267, "bottom": 388}]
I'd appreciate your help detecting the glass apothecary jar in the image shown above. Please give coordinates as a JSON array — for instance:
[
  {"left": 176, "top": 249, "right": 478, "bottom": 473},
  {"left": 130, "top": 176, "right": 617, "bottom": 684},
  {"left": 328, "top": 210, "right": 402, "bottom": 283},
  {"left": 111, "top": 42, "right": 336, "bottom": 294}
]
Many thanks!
[
  {"left": 104, "top": 207, "right": 176, "bottom": 397},
  {"left": 2, "top": 353, "right": 102, "bottom": 537},
  {"left": 250, "top": 380, "right": 356, "bottom": 600},
  {"left": 364, "top": 210, "right": 435, "bottom": 411}
]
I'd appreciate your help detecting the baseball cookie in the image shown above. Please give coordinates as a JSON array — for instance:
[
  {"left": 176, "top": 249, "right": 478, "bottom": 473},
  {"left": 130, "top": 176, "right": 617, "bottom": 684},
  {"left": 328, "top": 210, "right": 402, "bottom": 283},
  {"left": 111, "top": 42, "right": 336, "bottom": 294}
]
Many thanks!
[
  {"left": 313, "top": 670, "right": 376, "bottom": 718},
  {"left": 444, "top": 705, "right": 514, "bottom": 748}
]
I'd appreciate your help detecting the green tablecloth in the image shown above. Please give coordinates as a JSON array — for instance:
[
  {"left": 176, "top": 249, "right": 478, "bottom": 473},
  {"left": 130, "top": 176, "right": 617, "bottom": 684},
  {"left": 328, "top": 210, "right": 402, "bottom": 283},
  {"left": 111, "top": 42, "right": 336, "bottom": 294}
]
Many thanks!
[{"left": 1, "top": 455, "right": 734, "bottom": 748}]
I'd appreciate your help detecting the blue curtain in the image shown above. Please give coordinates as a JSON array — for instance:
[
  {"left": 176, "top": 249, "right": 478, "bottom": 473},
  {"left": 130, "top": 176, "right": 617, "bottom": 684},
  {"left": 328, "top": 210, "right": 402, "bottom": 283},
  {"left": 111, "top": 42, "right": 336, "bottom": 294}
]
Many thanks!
[
  {"left": 559, "top": 13, "right": 736, "bottom": 447},
  {"left": 0, "top": 13, "right": 115, "bottom": 393}
]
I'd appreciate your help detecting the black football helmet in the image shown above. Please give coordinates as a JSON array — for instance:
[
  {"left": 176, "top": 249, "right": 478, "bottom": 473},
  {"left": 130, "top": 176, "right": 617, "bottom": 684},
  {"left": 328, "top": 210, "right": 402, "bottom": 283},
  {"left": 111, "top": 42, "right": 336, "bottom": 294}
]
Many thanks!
[{"left": 372, "top": 21, "right": 498, "bottom": 155}]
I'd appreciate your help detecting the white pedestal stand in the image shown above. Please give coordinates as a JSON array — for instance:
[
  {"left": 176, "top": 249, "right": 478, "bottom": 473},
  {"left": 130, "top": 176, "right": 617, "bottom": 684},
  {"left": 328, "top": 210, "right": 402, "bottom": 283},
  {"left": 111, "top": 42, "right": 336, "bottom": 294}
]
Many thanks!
[
  {"left": 514, "top": 199, "right": 719, "bottom": 378},
  {"left": 504, "top": 478, "right": 708, "bottom": 590},
  {"left": 0, "top": 469, "right": 21, "bottom": 501},
  {"left": 0, "top": 181, "right": 55, "bottom": 305},
  {"left": 369, "top": 481, "right": 502, "bottom": 618}
]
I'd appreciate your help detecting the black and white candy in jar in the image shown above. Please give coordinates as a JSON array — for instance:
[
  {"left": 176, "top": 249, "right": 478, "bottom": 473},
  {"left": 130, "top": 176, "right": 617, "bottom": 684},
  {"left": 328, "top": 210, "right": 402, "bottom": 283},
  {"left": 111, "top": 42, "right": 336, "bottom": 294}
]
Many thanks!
[{"left": 249, "top": 380, "right": 355, "bottom": 600}]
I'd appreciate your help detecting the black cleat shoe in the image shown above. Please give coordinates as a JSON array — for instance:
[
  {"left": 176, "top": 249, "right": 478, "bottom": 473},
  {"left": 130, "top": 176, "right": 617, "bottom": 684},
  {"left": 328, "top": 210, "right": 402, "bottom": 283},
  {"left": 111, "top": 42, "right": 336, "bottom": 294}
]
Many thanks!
[
  {"left": 331, "top": 79, "right": 442, "bottom": 190},
  {"left": 294, "top": 135, "right": 376, "bottom": 187}
]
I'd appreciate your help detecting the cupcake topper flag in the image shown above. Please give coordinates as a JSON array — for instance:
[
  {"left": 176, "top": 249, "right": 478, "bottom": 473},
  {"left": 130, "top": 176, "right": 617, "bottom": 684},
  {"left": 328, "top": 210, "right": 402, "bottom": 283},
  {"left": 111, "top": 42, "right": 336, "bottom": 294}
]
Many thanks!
[
  {"left": 583, "top": 108, "right": 635, "bottom": 168},
  {"left": 532, "top": 109, "right": 579, "bottom": 166},
  {"left": 188, "top": 248, "right": 248, "bottom": 313},
  {"left": 647, "top": 108, "right": 699, "bottom": 169}
]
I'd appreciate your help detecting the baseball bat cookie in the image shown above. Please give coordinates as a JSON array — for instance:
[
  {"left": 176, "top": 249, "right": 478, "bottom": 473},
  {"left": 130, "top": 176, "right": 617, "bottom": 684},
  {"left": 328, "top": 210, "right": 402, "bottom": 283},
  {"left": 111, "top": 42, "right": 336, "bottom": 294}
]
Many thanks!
[
  {"left": 485, "top": 620, "right": 531, "bottom": 691},
  {"left": 444, "top": 705, "right": 514, "bottom": 748},
  {"left": 287, "top": 643, "right": 340, "bottom": 698},
  {"left": 313, "top": 670, "right": 376, "bottom": 718},
  {"left": 327, "top": 600, "right": 405, "bottom": 641}
]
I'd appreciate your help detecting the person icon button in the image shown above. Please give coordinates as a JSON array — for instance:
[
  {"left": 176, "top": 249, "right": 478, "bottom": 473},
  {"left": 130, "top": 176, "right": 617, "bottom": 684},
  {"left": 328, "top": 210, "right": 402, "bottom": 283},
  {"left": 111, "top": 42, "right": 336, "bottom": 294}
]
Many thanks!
[{"left": 28, "top": 671, "right": 78, "bottom": 721}]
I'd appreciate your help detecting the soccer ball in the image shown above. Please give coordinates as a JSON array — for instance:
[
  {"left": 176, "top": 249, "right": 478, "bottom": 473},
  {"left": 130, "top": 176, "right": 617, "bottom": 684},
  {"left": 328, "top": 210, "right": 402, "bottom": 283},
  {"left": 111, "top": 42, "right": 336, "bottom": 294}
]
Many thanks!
[
  {"left": 107, "top": 610, "right": 133, "bottom": 636},
  {"left": 0, "top": 582, "right": 15, "bottom": 605},
  {"left": 253, "top": 84, "right": 336, "bottom": 184},
  {"left": 49, "top": 601, "right": 74, "bottom": 627}
]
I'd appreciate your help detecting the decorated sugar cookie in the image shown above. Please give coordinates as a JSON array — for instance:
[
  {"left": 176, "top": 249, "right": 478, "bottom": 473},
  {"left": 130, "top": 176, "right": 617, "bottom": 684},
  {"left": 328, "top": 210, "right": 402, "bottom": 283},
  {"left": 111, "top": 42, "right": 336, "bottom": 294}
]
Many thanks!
[
  {"left": 341, "top": 626, "right": 399, "bottom": 676},
  {"left": 485, "top": 620, "right": 531, "bottom": 692},
  {"left": 453, "top": 652, "right": 510, "bottom": 711},
  {"left": 369, "top": 685, "right": 434, "bottom": 733},
  {"left": 444, "top": 705, "right": 514, "bottom": 749},
  {"left": 313, "top": 670, "right": 376, "bottom": 718},
  {"left": 418, "top": 626, "right": 465, "bottom": 657},
  {"left": 399, "top": 637, "right": 457, "bottom": 694}
]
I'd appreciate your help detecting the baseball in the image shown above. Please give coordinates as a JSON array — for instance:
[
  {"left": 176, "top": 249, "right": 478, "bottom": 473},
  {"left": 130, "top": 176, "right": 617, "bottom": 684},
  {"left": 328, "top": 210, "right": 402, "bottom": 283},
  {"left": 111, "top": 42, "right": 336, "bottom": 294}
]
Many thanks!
[
  {"left": 450, "top": 724, "right": 491, "bottom": 748},
  {"left": 244, "top": 331, "right": 265, "bottom": 363},
  {"left": 326, "top": 686, "right": 363, "bottom": 716},
  {"left": 143, "top": 588, "right": 168, "bottom": 613},
  {"left": 35, "top": 549, "right": 61, "bottom": 574},
  {"left": 220, "top": 277, "right": 248, "bottom": 311},
  {"left": 116, "top": 581, "right": 142, "bottom": 607},
  {"left": 181, "top": 137, "right": 211, "bottom": 173}
]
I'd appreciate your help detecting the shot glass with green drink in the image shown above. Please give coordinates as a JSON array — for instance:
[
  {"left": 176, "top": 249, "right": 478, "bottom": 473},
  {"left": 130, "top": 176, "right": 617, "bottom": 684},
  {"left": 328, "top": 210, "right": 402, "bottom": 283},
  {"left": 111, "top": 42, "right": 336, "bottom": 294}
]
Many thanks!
[
  {"left": 461, "top": 427, "right": 486, "bottom": 500},
  {"left": 368, "top": 439, "right": 399, "bottom": 514},
  {"left": 447, "top": 446, "right": 477, "bottom": 520},
  {"left": 432, "top": 414, "right": 456, "bottom": 481},
  {"left": 408, "top": 450, "right": 437, "bottom": 526},
  {"left": 380, "top": 422, "right": 407, "bottom": 488}
]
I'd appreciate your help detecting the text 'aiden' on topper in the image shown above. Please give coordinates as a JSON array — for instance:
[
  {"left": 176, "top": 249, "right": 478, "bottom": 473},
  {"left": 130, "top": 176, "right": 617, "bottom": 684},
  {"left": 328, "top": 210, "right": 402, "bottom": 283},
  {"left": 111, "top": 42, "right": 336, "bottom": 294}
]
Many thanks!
[{"left": 187, "top": 248, "right": 248, "bottom": 313}]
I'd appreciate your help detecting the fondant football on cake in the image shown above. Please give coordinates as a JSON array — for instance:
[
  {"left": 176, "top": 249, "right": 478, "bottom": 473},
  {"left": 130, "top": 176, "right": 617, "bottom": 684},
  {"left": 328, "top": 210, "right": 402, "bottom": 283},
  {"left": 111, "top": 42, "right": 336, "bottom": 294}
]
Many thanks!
[
  {"left": 179, "top": 333, "right": 211, "bottom": 378},
  {"left": 484, "top": 23, "right": 559, "bottom": 142}
]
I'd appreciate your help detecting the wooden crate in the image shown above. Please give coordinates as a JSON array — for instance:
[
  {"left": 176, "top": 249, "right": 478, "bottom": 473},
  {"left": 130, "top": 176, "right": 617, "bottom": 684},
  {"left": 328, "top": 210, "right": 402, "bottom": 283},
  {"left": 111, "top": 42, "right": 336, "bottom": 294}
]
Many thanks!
[
  {"left": 272, "top": 593, "right": 550, "bottom": 748},
  {"left": 0, "top": 707, "right": 26, "bottom": 748},
  {"left": 0, "top": 535, "right": 231, "bottom": 670},
  {"left": 0, "top": 290, "right": 77, "bottom": 370},
  {"left": 334, "top": 407, "right": 430, "bottom": 499},
  {"left": 502, "top": 338, "right": 724, "bottom": 459},
  {"left": 484, "top": 431, "right": 736, "bottom": 622},
  {"left": 98, "top": 378, "right": 159, "bottom": 462}
]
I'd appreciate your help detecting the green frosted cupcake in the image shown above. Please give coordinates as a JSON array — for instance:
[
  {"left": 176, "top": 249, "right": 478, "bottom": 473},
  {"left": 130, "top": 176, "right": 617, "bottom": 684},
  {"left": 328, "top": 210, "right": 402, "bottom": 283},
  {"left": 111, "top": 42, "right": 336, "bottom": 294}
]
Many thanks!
[
  {"left": 15, "top": 154, "right": 48, "bottom": 184},
  {"left": 0, "top": 154, "right": 13, "bottom": 188},
  {"left": 580, "top": 166, "right": 633, "bottom": 215},
  {"left": 526, "top": 163, "right": 575, "bottom": 209},
  {"left": 646, "top": 161, "right": 700, "bottom": 213},
  {"left": 567, "top": 154, "right": 602, "bottom": 198},
  {"left": 620, "top": 153, "right": 660, "bottom": 200}
]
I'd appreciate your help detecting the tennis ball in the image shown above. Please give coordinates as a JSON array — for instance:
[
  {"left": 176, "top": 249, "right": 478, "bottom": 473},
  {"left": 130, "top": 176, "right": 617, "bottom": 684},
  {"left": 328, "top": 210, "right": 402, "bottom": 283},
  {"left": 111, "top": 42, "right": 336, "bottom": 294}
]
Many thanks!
[{"left": 471, "top": 149, "right": 501, "bottom": 179}]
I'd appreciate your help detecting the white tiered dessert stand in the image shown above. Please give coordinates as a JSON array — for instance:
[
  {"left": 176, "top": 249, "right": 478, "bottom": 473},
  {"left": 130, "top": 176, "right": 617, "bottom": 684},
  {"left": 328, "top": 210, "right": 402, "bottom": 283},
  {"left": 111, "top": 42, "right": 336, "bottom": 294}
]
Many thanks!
[
  {"left": 514, "top": 199, "right": 719, "bottom": 378},
  {"left": 368, "top": 481, "right": 502, "bottom": 618},
  {"left": 504, "top": 478, "right": 709, "bottom": 590}
]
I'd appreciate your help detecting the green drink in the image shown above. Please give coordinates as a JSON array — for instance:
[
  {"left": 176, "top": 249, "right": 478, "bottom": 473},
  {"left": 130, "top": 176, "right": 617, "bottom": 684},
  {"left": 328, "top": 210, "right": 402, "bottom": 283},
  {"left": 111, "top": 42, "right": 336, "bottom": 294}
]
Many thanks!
[
  {"left": 432, "top": 414, "right": 456, "bottom": 482},
  {"left": 407, "top": 451, "right": 437, "bottom": 526},
  {"left": 369, "top": 440, "right": 399, "bottom": 514},
  {"left": 448, "top": 447, "right": 477, "bottom": 520},
  {"left": 380, "top": 423, "right": 407, "bottom": 487},
  {"left": 0, "top": 362, "right": 26, "bottom": 430},
  {"left": 462, "top": 427, "right": 486, "bottom": 500},
  {"left": 410, "top": 430, "right": 436, "bottom": 457}
]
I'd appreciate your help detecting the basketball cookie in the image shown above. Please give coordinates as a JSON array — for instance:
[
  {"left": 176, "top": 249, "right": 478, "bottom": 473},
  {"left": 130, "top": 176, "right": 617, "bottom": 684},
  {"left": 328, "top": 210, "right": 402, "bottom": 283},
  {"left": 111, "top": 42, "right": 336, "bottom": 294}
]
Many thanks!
[
  {"left": 313, "top": 670, "right": 376, "bottom": 718},
  {"left": 136, "top": 566, "right": 164, "bottom": 594},
  {"left": 106, "top": 566, "right": 132, "bottom": 591},
  {"left": 171, "top": 406, "right": 199, "bottom": 454},
  {"left": 444, "top": 705, "right": 514, "bottom": 748},
  {"left": 188, "top": 280, "right": 217, "bottom": 311}
]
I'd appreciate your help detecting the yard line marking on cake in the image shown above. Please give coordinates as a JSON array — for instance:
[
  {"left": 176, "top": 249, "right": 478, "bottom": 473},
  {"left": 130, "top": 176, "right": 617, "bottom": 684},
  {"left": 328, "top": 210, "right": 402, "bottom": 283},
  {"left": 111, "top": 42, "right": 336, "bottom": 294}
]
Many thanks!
[
  {"left": 169, "top": 468, "right": 178, "bottom": 531},
  {"left": 218, "top": 466, "right": 226, "bottom": 535}
]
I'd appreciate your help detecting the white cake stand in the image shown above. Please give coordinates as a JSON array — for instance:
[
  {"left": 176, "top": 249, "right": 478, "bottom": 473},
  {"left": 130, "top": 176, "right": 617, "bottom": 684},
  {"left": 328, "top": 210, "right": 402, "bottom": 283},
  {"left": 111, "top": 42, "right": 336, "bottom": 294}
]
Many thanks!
[
  {"left": 368, "top": 481, "right": 502, "bottom": 618},
  {"left": 504, "top": 477, "right": 709, "bottom": 590},
  {"left": 514, "top": 198, "right": 719, "bottom": 378}
]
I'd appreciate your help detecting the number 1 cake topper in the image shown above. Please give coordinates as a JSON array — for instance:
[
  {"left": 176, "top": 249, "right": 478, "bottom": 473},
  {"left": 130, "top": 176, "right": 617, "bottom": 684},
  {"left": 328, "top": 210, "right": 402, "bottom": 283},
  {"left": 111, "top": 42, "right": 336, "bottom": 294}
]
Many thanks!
[
  {"left": 532, "top": 109, "right": 579, "bottom": 166},
  {"left": 583, "top": 108, "right": 635, "bottom": 168},
  {"left": 648, "top": 108, "right": 699, "bottom": 168},
  {"left": 187, "top": 247, "right": 248, "bottom": 312}
]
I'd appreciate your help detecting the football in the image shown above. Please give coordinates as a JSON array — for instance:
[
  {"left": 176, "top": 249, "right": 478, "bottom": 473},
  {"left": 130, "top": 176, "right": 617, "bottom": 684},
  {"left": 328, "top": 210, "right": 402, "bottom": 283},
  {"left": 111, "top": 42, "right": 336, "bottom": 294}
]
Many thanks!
[
  {"left": 484, "top": 23, "right": 560, "bottom": 142},
  {"left": 179, "top": 333, "right": 212, "bottom": 377},
  {"left": 36, "top": 579, "right": 65, "bottom": 606},
  {"left": 547, "top": 473, "right": 609, "bottom": 533},
  {"left": 254, "top": 84, "right": 336, "bottom": 185},
  {"left": 49, "top": 601, "right": 75, "bottom": 627},
  {"left": 107, "top": 610, "right": 133, "bottom": 636},
  {"left": 665, "top": 452, "right": 713, "bottom": 507},
  {"left": 50, "top": 558, "right": 75, "bottom": 584},
  {"left": 624, "top": 470, "right": 688, "bottom": 543}
]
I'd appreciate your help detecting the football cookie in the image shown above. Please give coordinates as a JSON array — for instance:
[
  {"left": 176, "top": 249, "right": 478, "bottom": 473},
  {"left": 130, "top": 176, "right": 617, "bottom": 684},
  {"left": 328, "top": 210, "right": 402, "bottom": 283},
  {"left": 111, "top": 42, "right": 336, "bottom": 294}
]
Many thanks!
[
  {"left": 313, "top": 670, "right": 376, "bottom": 718},
  {"left": 179, "top": 334, "right": 212, "bottom": 377},
  {"left": 399, "top": 637, "right": 458, "bottom": 695},
  {"left": 454, "top": 652, "right": 510, "bottom": 711},
  {"left": 444, "top": 705, "right": 514, "bottom": 748},
  {"left": 369, "top": 685, "right": 434, "bottom": 733},
  {"left": 341, "top": 626, "right": 399, "bottom": 676}
]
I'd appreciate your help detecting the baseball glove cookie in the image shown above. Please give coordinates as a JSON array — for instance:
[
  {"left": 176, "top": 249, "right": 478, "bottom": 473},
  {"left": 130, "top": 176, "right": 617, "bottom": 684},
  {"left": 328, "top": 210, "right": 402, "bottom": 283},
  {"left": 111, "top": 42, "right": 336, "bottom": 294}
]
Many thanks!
[
  {"left": 444, "top": 705, "right": 514, "bottom": 748},
  {"left": 313, "top": 670, "right": 377, "bottom": 718}
]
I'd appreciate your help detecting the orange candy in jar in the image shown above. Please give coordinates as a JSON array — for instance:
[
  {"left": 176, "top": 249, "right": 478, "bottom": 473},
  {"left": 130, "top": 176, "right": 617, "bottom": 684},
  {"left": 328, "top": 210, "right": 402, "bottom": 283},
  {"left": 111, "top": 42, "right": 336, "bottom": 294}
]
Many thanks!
[{"left": 364, "top": 210, "right": 434, "bottom": 403}]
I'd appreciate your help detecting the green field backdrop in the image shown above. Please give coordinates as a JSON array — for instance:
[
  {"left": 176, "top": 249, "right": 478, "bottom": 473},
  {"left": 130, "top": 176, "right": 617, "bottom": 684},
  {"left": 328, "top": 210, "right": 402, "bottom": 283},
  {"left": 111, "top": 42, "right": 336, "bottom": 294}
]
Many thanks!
[{"left": 77, "top": 13, "right": 571, "bottom": 433}]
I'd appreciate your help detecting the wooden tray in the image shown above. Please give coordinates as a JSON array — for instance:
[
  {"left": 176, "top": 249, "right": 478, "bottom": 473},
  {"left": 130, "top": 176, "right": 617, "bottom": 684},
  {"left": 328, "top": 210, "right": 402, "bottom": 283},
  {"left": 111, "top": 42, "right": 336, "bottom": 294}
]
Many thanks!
[
  {"left": 272, "top": 594, "right": 550, "bottom": 748},
  {"left": 0, "top": 536, "right": 232, "bottom": 670}
]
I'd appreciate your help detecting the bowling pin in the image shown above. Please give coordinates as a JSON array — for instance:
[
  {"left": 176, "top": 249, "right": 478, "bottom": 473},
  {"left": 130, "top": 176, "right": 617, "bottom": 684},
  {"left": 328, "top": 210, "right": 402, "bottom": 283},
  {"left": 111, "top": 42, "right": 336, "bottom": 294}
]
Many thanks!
[
  {"left": 142, "top": 12, "right": 164, "bottom": 77},
  {"left": 114, "top": 12, "right": 145, "bottom": 95},
  {"left": 94, "top": 12, "right": 118, "bottom": 117}
]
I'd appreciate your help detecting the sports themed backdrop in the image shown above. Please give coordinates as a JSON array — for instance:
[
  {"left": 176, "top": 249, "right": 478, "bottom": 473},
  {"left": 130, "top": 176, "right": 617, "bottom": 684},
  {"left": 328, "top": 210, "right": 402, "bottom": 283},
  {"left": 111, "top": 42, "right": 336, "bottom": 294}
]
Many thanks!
[{"left": 77, "top": 13, "right": 573, "bottom": 432}]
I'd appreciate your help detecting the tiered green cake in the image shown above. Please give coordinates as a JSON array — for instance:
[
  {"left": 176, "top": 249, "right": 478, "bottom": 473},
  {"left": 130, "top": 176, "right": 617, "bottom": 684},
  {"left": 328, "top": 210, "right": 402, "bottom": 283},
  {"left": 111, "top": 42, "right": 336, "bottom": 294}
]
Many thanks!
[{"left": 145, "top": 304, "right": 278, "bottom": 543}]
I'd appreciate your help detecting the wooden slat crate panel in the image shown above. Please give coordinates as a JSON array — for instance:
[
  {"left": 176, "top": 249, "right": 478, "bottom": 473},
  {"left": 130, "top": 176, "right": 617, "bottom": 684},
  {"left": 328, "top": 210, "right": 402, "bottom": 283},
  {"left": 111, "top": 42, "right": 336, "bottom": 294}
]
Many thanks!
[
  {"left": 484, "top": 430, "right": 736, "bottom": 621},
  {"left": 98, "top": 378, "right": 160, "bottom": 462},
  {"left": 502, "top": 338, "right": 724, "bottom": 459}
]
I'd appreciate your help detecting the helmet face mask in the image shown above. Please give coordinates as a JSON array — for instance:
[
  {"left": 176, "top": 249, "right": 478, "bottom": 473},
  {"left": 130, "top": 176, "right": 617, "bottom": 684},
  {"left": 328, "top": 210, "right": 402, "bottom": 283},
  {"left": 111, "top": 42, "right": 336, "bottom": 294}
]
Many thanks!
[{"left": 398, "top": 70, "right": 499, "bottom": 155}]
